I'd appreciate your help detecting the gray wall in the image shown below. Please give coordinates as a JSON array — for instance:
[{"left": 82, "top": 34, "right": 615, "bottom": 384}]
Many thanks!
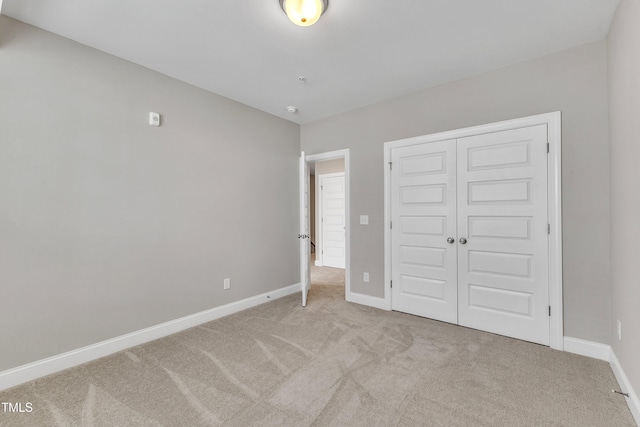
[
  {"left": 302, "top": 41, "right": 611, "bottom": 344},
  {"left": 315, "top": 159, "right": 345, "bottom": 176},
  {"left": 0, "top": 16, "right": 300, "bottom": 372},
  {"left": 608, "top": 0, "right": 640, "bottom": 400}
]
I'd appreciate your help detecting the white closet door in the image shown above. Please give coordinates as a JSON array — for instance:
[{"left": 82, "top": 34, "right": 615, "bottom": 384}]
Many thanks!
[
  {"left": 391, "top": 140, "right": 458, "bottom": 323},
  {"left": 321, "top": 174, "right": 346, "bottom": 269},
  {"left": 456, "top": 125, "right": 549, "bottom": 345}
]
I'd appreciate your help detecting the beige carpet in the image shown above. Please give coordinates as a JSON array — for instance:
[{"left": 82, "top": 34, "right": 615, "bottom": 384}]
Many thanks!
[
  {"left": 0, "top": 284, "right": 635, "bottom": 426},
  {"left": 310, "top": 258, "right": 345, "bottom": 287}
]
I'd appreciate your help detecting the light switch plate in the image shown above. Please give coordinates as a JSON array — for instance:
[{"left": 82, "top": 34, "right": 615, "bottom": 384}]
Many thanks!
[{"left": 360, "top": 215, "right": 369, "bottom": 225}]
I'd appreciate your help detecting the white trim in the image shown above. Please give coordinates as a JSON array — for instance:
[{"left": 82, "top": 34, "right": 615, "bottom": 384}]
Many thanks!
[
  {"left": 314, "top": 167, "right": 323, "bottom": 267},
  {"left": 306, "top": 150, "right": 351, "bottom": 303},
  {"left": 383, "top": 143, "right": 393, "bottom": 311},
  {"left": 563, "top": 338, "right": 639, "bottom": 424},
  {"left": 0, "top": 283, "right": 300, "bottom": 392},
  {"left": 547, "top": 113, "right": 563, "bottom": 350},
  {"left": 347, "top": 292, "right": 387, "bottom": 310},
  {"left": 610, "top": 350, "right": 640, "bottom": 425},
  {"left": 563, "top": 336, "right": 611, "bottom": 361},
  {"left": 383, "top": 112, "right": 563, "bottom": 349}
]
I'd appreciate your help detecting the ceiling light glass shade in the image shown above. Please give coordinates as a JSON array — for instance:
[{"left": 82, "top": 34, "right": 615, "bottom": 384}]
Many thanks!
[{"left": 280, "top": 0, "right": 328, "bottom": 27}]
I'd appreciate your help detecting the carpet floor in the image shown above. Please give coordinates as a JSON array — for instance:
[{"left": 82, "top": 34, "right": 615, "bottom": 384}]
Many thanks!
[{"left": 0, "top": 282, "right": 634, "bottom": 426}]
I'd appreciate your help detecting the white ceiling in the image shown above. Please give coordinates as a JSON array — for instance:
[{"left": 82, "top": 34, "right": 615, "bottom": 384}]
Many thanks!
[{"left": 1, "top": 0, "right": 620, "bottom": 124}]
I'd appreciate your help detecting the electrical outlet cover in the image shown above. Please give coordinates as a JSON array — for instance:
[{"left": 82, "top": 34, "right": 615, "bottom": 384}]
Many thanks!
[{"left": 149, "top": 112, "right": 160, "bottom": 127}]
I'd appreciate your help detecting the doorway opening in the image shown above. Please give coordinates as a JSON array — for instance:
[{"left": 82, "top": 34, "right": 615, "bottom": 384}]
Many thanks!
[{"left": 305, "top": 150, "right": 350, "bottom": 303}]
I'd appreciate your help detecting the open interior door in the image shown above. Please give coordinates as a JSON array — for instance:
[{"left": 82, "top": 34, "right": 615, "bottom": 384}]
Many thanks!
[{"left": 299, "top": 152, "right": 311, "bottom": 306}]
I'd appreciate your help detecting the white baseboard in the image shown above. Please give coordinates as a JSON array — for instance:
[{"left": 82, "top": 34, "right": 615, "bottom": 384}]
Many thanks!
[
  {"left": 347, "top": 291, "right": 387, "bottom": 310},
  {"left": 563, "top": 336, "right": 611, "bottom": 361},
  {"left": 564, "top": 337, "right": 639, "bottom": 426},
  {"left": 0, "top": 283, "right": 300, "bottom": 392},
  {"left": 610, "top": 350, "right": 640, "bottom": 426},
  {"left": 314, "top": 260, "right": 322, "bottom": 267}
]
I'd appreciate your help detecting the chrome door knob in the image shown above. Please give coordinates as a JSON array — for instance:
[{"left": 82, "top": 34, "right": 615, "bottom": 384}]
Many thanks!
[
  {"left": 447, "top": 237, "right": 455, "bottom": 244},
  {"left": 459, "top": 237, "right": 467, "bottom": 244}
]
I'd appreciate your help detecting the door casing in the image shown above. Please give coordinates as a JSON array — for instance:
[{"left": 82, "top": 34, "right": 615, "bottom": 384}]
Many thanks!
[{"left": 383, "top": 112, "right": 563, "bottom": 350}]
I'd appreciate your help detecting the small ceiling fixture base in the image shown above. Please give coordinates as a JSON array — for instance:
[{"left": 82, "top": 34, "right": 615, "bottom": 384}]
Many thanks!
[{"left": 279, "top": 0, "right": 328, "bottom": 27}]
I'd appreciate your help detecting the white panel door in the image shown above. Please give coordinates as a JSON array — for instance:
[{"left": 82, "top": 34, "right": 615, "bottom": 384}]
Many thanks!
[
  {"left": 390, "top": 140, "right": 458, "bottom": 323},
  {"left": 300, "top": 152, "right": 311, "bottom": 306},
  {"left": 457, "top": 125, "right": 549, "bottom": 345},
  {"left": 320, "top": 174, "right": 345, "bottom": 269}
]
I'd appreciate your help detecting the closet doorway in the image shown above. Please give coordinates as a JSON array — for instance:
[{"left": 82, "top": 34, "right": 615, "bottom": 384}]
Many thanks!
[{"left": 384, "top": 113, "right": 563, "bottom": 349}]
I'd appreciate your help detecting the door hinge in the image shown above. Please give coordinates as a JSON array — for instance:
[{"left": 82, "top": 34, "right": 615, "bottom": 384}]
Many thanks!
[
  {"left": 547, "top": 143, "right": 550, "bottom": 153},
  {"left": 390, "top": 280, "right": 393, "bottom": 288},
  {"left": 390, "top": 221, "right": 393, "bottom": 229},
  {"left": 549, "top": 306, "right": 551, "bottom": 316},
  {"left": 547, "top": 224, "right": 551, "bottom": 234},
  {"left": 389, "top": 162, "right": 393, "bottom": 170},
  {"left": 321, "top": 185, "right": 323, "bottom": 191}
]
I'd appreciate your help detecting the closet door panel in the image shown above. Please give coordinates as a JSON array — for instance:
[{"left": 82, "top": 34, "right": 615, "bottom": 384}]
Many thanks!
[
  {"left": 457, "top": 125, "right": 550, "bottom": 345},
  {"left": 390, "top": 140, "right": 458, "bottom": 323}
]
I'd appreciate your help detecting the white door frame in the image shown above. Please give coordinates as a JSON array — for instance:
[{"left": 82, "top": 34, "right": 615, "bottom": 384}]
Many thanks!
[
  {"left": 383, "top": 112, "right": 563, "bottom": 350},
  {"left": 300, "top": 151, "right": 311, "bottom": 306},
  {"left": 306, "top": 150, "right": 351, "bottom": 302},
  {"left": 317, "top": 172, "right": 345, "bottom": 268}
]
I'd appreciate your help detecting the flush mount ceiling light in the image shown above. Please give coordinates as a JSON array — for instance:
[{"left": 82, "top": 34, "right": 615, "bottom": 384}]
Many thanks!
[{"left": 279, "top": 0, "right": 329, "bottom": 27}]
